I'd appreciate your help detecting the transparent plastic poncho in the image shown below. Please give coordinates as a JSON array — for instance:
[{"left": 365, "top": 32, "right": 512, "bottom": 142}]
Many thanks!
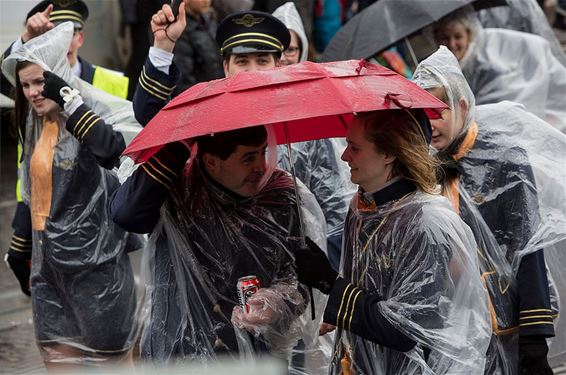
[
  {"left": 130, "top": 129, "right": 330, "bottom": 373},
  {"left": 331, "top": 190, "right": 491, "bottom": 374},
  {"left": 272, "top": 1, "right": 309, "bottom": 63},
  {"left": 476, "top": 0, "right": 566, "bottom": 66},
  {"left": 444, "top": 6, "right": 566, "bottom": 132},
  {"left": 414, "top": 46, "right": 566, "bottom": 369},
  {"left": 1, "top": 22, "right": 143, "bottom": 362}
]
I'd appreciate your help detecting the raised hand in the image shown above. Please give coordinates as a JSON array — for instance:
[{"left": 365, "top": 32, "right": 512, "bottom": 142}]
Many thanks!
[
  {"left": 22, "top": 4, "right": 55, "bottom": 43},
  {"left": 151, "top": 2, "right": 187, "bottom": 53},
  {"left": 41, "top": 71, "right": 72, "bottom": 108}
]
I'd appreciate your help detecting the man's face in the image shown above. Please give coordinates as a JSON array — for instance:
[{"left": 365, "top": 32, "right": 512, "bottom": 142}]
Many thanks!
[
  {"left": 67, "top": 29, "right": 84, "bottom": 67},
  {"left": 280, "top": 30, "right": 300, "bottom": 66},
  {"left": 224, "top": 53, "right": 278, "bottom": 76},
  {"left": 435, "top": 20, "right": 470, "bottom": 61},
  {"left": 204, "top": 142, "right": 268, "bottom": 197},
  {"left": 18, "top": 63, "right": 60, "bottom": 116}
]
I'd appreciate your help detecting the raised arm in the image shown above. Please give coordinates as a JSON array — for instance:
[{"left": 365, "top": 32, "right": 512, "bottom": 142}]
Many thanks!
[{"left": 132, "top": 2, "right": 186, "bottom": 125}]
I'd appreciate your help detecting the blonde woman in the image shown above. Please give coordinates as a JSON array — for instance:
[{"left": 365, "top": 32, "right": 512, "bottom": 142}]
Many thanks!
[{"left": 296, "top": 109, "right": 491, "bottom": 374}]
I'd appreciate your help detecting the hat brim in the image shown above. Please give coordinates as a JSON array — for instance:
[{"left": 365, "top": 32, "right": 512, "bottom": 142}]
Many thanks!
[{"left": 226, "top": 44, "right": 280, "bottom": 55}]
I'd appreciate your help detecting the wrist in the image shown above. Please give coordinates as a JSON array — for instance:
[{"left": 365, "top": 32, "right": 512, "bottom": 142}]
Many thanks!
[
  {"left": 63, "top": 94, "right": 84, "bottom": 116},
  {"left": 22, "top": 31, "right": 32, "bottom": 43},
  {"left": 154, "top": 39, "right": 175, "bottom": 53}
]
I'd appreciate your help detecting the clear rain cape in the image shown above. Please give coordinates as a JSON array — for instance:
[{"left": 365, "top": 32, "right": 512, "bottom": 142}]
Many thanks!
[
  {"left": 414, "top": 45, "right": 566, "bottom": 370},
  {"left": 332, "top": 190, "right": 491, "bottom": 374},
  {"left": 2, "top": 22, "right": 143, "bottom": 362},
  {"left": 448, "top": 6, "right": 566, "bottom": 132},
  {"left": 130, "top": 134, "right": 330, "bottom": 373}
]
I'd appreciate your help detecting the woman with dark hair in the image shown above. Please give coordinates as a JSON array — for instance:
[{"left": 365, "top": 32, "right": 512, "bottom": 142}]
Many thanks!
[
  {"left": 2, "top": 22, "right": 141, "bottom": 370},
  {"left": 296, "top": 109, "right": 491, "bottom": 374}
]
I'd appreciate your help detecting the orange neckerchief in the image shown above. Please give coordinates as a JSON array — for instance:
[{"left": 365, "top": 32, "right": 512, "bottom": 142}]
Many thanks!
[
  {"left": 441, "top": 121, "right": 478, "bottom": 214},
  {"left": 357, "top": 191, "right": 377, "bottom": 211},
  {"left": 30, "top": 117, "right": 59, "bottom": 231}
]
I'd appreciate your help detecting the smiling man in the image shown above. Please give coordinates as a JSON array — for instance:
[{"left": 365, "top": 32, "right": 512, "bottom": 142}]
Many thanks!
[{"left": 109, "top": 4, "right": 319, "bottom": 364}]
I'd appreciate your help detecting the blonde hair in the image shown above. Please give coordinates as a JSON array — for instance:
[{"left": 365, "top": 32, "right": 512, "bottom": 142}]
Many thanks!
[{"left": 358, "top": 110, "right": 438, "bottom": 194}]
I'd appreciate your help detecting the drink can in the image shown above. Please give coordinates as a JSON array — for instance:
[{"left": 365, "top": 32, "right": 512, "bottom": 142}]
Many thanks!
[{"left": 237, "top": 275, "right": 261, "bottom": 313}]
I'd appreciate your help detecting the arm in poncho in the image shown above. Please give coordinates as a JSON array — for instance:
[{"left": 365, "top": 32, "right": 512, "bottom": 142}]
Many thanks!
[
  {"left": 65, "top": 104, "right": 126, "bottom": 169},
  {"left": 110, "top": 142, "right": 189, "bottom": 233},
  {"left": 323, "top": 277, "right": 417, "bottom": 352},
  {"left": 493, "top": 147, "right": 554, "bottom": 337}
]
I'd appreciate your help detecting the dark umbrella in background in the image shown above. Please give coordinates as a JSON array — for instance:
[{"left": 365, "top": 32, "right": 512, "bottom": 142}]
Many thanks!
[{"left": 321, "top": 0, "right": 507, "bottom": 63}]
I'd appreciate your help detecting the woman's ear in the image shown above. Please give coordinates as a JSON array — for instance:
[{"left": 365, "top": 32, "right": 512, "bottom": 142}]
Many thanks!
[
  {"left": 383, "top": 154, "right": 397, "bottom": 166},
  {"left": 458, "top": 98, "right": 469, "bottom": 117}
]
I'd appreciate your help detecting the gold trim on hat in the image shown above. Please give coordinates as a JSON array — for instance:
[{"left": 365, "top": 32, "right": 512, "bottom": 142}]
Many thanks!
[
  {"left": 232, "top": 14, "right": 265, "bottom": 28},
  {"left": 50, "top": 9, "right": 82, "bottom": 17},
  {"left": 49, "top": 10, "right": 84, "bottom": 24},
  {"left": 50, "top": 15, "right": 84, "bottom": 24},
  {"left": 221, "top": 38, "right": 283, "bottom": 54},
  {"left": 223, "top": 32, "right": 282, "bottom": 46}
]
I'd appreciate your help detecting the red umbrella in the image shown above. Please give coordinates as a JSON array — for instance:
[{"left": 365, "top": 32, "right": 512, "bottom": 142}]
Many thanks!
[{"left": 124, "top": 59, "right": 446, "bottom": 163}]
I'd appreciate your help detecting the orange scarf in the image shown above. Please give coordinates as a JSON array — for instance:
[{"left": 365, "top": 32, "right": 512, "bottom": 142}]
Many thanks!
[
  {"left": 442, "top": 122, "right": 478, "bottom": 214},
  {"left": 30, "top": 117, "right": 59, "bottom": 231}
]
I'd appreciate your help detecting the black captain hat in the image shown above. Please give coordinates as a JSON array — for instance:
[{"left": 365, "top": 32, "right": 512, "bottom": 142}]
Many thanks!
[
  {"left": 26, "top": 0, "right": 89, "bottom": 29},
  {"left": 216, "top": 11, "right": 290, "bottom": 57}
]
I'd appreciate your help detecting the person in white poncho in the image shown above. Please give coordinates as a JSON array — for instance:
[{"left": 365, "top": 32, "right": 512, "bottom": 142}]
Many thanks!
[
  {"left": 1, "top": 22, "right": 142, "bottom": 370},
  {"left": 295, "top": 108, "right": 491, "bottom": 375},
  {"left": 433, "top": 5, "right": 566, "bottom": 133},
  {"left": 414, "top": 45, "right": 566, "bottom": 375}
]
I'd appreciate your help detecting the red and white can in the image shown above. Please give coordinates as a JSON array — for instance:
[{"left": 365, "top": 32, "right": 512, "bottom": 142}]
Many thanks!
[{"left": 237, "top": 275, "right": 261, "bottom": 313}]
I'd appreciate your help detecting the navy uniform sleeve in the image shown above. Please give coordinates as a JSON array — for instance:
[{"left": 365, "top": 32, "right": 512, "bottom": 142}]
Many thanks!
[
  {"left": 517, "top": 250, "right": 555, "bottom": 338},
  {"left": 110, "top": 142, "right": 190, "bottom": 234},
  {"left": 8, "top": 202, "right": 32, "bottom": 261},
  {"left": 133, "top": 58, "right": 180, "bottom": 126},
  {"left": 497, "top": 149, "right": 555, "bottom": 338},
  {"left": 66, "top": 103, "right": 126, "bottom": 169},
  {"left": 323, "top": 277, "right": 416, "bottom": 352}
]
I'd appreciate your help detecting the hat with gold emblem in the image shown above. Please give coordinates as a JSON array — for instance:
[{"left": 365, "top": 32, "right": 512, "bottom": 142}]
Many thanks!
[
  {"left": 216, "top": 11, "right": 290, "bottom": 57},
  {"left": 26, "top": 0, "right": 89, "bottom": 29}
]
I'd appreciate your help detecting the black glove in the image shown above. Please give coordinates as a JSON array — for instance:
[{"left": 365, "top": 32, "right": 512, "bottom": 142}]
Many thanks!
[
  {"left": 519, "top": 338, "right": 553, "bottom": 375},
  {"left": 295, "top": 237, "right": 338, "bottom": 294},
  {"left": 41, "top": 71, "right": 70, "bottom": 108},
  {"left": 6, "top": 253, "right": 31, "bottom": 296}
]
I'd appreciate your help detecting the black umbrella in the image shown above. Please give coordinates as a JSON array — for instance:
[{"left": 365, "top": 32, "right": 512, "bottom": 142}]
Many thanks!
[{"left": 322, "top": 0, "right": 506, "bottom": 62}]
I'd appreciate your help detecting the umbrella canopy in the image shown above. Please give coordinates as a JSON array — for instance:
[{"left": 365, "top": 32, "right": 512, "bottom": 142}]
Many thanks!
[
  {"left": 322, "top": 0, "right": 506, "bottom": 62},
  {"left": 124, "top": 59, "right": 446, "bottom": 163}
]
